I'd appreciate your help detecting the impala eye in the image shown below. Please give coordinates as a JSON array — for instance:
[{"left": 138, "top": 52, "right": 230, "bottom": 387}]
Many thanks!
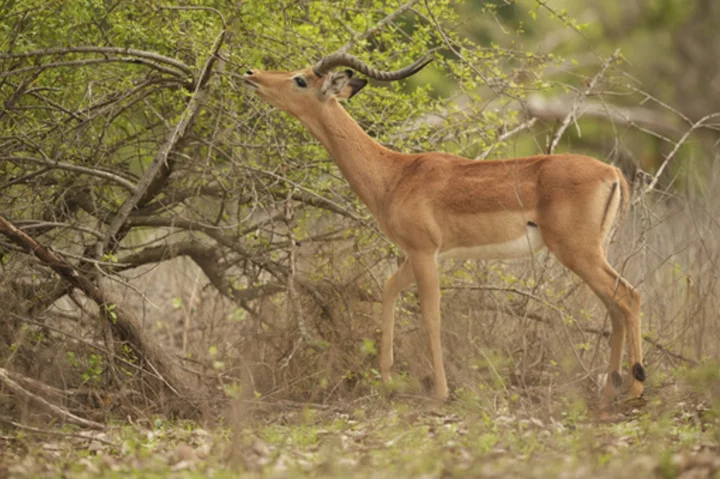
[{"left": 294, "top": 77, "right": 307, "bottom": 88}]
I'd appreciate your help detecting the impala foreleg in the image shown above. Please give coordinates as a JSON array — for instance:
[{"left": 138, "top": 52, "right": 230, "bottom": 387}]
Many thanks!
[{"left": 411, "top": 253, "right": 449, "bottom": 401}]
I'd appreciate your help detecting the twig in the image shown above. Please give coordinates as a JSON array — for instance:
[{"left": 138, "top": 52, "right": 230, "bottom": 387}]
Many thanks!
[
  {"left": 7, "top": 312, "right": 159, "bottom": 378},
  {"left": 477, "top": 118, "right": 537, "bottom": 160},
  {"left": 159, "top": 5, "right": 227, "bottom": 31},
  {"left": 445, "top": 285, "right": 697, "bottom": 365},
  {"left": 0, "top": 368, "right": 104, "bottom": 430},
  {"left": 337, "top": 0, "right": 421, "bottom": 54},
  {"left": 546, "top": 49, "right": 620, "bottom": 154},
  {"left": 420, "top": 1, "right": 497, "bottom": 93}
]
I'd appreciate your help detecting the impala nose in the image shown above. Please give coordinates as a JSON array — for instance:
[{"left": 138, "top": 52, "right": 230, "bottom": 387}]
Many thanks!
[{"left": 245, "top": 70, "right": 254, "bottom": 76}]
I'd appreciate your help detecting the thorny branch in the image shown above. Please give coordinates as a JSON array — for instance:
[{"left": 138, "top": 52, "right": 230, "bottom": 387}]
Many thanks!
[{"left": 546, "top": 49, "right": 620, "bottom": 154}]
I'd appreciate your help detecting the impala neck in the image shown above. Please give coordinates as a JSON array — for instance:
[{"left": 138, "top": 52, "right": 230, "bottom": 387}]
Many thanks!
[{"left": 295, "top": 99, "right": 398, "bottom": 216}]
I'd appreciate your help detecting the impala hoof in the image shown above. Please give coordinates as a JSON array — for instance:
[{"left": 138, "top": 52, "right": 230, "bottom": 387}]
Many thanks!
[
  {"left": 624, "top": 395, "right": 647, "bottom": 408},
  {"left": 434, "top": 387, "right": 450, "bottom": 402},
  {"left": 632, "top": 363, "right": 646, "bottom": 382}
]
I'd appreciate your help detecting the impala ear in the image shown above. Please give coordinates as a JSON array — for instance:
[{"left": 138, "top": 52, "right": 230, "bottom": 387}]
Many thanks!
[
  {"left": 322, "top": 69, "right": 367, "bottom": 99},
  {"left": 342, "top": 77, "right": 368, "bottom": 99}
]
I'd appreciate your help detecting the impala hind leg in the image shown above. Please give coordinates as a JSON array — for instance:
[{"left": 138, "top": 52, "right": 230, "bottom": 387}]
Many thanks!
[
  {"left": 546, "top": 243, "right": 644, "bottom": 408},
  {"left": 380, "top": 259, "right": 415, "bottom": 385}
]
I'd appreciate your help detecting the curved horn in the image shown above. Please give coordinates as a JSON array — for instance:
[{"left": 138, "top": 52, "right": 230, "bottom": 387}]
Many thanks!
[{"left": 312, "top": 52, "right": 432, "bottom": 81}]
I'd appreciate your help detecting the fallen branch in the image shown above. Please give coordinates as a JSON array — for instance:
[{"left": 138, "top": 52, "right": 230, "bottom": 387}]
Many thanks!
[
  {"left": 0, "top": 366, "right": 73, "bottom": 400},
  {"left": 0, "top": 214, "right": 197, "bottom": 405},
  {"left": 0, "top": 416, "right": 116, "bottom": 445},
  {"left": 0, "top": 368, "right": 104, "bottom": 430}
]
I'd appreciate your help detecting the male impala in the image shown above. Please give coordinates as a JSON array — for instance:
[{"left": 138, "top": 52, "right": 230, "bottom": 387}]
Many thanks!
[{"left": 242, "top": 52, "right": 645, "bottom": 409}]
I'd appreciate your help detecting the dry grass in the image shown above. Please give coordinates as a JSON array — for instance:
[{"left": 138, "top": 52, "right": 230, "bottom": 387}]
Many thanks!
[{"left": 3, "top": 177, "right": 720, "bottom": 415}]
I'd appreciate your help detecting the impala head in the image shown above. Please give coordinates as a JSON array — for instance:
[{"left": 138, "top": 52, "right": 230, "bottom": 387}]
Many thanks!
[{"left": 242, "top": 52, "right": 432, "bottom": 116}]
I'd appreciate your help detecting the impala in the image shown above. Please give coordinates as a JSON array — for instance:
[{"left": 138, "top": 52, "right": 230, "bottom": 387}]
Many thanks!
[{"left": 242, "top": 52, "right": 645, "bottom": 409}]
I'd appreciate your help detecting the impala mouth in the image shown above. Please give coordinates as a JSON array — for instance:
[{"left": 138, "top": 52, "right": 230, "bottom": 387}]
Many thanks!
[{"left": 242, "top": 78, "right": 259, "bottom": 90}]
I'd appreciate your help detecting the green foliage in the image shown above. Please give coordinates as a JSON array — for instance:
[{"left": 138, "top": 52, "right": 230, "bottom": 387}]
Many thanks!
[
  {"left": 67, "top": 351, "right": 104, "bottom": 383},
  {"left": 360, "top": 338, "right": 377, "bottom": 357}
]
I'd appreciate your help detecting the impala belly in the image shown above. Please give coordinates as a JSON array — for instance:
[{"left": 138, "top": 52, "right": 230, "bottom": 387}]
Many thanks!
[{"left": 439, "top": 225, "right": 544, "bottom": 261}]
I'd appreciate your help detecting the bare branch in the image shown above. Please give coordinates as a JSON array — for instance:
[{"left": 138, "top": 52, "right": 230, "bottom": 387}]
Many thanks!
[
  {"left": 633, "top": 112, "right": 720, "bottom": 205},
  {"left": 124, "top": 215, "right": 287, "bottom": 279},
  {"left": 100, "top": 59, "right": 215, "bottom": 253},
  {"left": 526, "top": 95, "right": 681, "bottom": 140},
  {"left": 14, "top": 220, "right": 104, "bottom": 240},
  {"left": 115, "top": 242, "right": 286, "bottom": 303},
  {"left": 0, "top": 58, "right": 188, "bottom": 80}
]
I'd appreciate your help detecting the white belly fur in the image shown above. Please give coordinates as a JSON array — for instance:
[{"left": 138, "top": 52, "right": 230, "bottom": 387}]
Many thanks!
[{"left": 440, "top": 226, "right": 545, "bottom": 261}]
